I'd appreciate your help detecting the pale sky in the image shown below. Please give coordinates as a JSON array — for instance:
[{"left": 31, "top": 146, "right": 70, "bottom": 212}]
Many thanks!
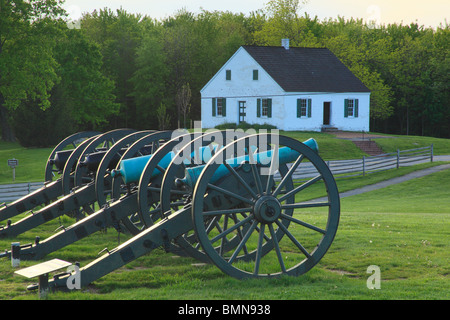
[{"left": 64, "top": 0, "right": 449, "bottom": 28}]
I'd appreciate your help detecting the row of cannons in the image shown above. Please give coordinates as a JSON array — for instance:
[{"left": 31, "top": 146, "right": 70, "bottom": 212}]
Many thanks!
[{"left": 0, "top": 129, "right": 340, "bottom": 294}]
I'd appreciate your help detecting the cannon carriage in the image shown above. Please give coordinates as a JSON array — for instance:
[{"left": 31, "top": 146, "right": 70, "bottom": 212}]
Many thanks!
[
  {"left": 3, "top": 129, "right": 340, "bottom": 293},
  {"left": 0, "top": 129, "right": 154, "bottom": 238},
  {"left": 0, "top": 131, "right": 99, "bottom": 224}
]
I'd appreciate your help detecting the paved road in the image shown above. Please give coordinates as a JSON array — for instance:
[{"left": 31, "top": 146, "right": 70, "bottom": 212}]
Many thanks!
[
  {"left": 281, "top": 154, "right": 450, "bottom": 181},
  {"left": 306, "top": 163, "right": 450, "bottom": 204},
  {"left": 336, "top": 163, "right": 450, "bottom": 199},
  {"left": 433, "top": 155, "right": 450, "bottom": 162}
]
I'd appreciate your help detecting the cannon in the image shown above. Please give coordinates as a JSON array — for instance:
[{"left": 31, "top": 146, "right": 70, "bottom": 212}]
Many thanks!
[
  {"left": 0, "top": 129, "right": 166, "bottom": 245},
  {"left": 0, "top": 130, "right": 219, "bottom": 259},
  {"left": 0, "top": 129, "right": 148, "bottom": 238},
  {"left": 0, "top": 131, "right": 99, "bottom": 224},
  {"left": 13, "top": 131, "right": 340, "bottom": 293}
]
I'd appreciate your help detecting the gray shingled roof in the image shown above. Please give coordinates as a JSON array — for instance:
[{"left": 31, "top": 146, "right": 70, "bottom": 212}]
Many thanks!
[{"left": 242, "top": 46, "right": 370, "bottom": 93}]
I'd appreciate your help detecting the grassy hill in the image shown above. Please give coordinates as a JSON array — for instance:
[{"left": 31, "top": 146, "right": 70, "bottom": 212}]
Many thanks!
[
  {"left": 0, "top": 141, "right": 53, "bottom": 183},
  {"left": 0, "top": 162, "right": 448, "bottom": 300}
]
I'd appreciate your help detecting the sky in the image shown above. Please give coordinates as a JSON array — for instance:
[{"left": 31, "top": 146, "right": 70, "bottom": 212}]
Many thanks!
[{"left": 63, "top": 0, "right": 449, "bottom": 29}]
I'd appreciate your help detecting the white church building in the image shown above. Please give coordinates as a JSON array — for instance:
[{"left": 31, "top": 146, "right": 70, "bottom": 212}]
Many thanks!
[{"left": 200, "top": 40, "right": 370, "bottom": 132}]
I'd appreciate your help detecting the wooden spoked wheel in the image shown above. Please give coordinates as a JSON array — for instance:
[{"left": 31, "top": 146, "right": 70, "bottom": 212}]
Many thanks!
[
  {"left": 157, "top": 130, "right": 249, "bottom": 263},
  {"left": 191, "top": 134, "right": 340, "bottom": 279},
  {"left": 113, "top": 130, "right": 174, "bottom": 235},
  {"left": 45, "top": 131, "right": 99, "bottom": 182},
  {"left": 95, "top": 130, "right": 155, "bottom": 208},
  {"left": 60, "top": 129, "right": 136, "bottom": 218},
  {"left": 71, "top": 129, "right": 136, "bottom": 192},
  {"left": 136, "top": 132, "right": 201, "bottom": 231}
]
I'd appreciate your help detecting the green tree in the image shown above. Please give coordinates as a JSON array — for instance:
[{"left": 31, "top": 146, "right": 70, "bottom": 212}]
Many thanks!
[
  {"left": 176, "top": 83, "right": 191, "bottom": 128},
  {"left": 380, "top": 25, "right": 433, "bottom": 135},
  {"left": 427, "top": 26, "right": 450, "bottom": 137},
  {"left": 0, "top": 0, "right": 66, "bottom": 141},
  {"left": 161, "top": 10, "right": 198, "bottom": 126},
  {"left": 81, "top": 8, "right": 145, "bottom": 128},
  {"left": 11, "top": 28, "right": 119, "bottom": 146},
  {"left": 130, "top": 20, "right": 168, "bottom": 130},
  {"left": 51, "top": 29, "right": 119, "bottom": 128},
  {"left": 324, "top": 32, "right": 393, "bottom": 122},
  {"left": 253, "top": 0, "right": 317, "bottom": 46},
  {"left": 156, "top": 102, "right": 171, "bottom": 130},
  {"left": 139, "top": 9, "right": 248, "bottom": 127}
]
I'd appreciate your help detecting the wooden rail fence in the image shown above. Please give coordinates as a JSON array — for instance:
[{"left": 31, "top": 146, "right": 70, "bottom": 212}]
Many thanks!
[{"left": 0, "top": 145, "right": 434, "bottom": 204}]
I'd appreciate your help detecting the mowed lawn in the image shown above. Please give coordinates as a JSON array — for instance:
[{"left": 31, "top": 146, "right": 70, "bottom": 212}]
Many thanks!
[
  {"left": 0, "top": 165, "right": 448, "bottom": 300},
  {"left": 0, "top": 132, "right": 448, "bottom": 300},
  {"left": 2, "top": 130, "right": 449, "bottom": 183}
]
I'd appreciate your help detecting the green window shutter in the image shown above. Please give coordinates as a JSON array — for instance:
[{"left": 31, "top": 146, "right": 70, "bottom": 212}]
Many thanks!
[
  {"left": 222, "top": 98, "right": 227, "bottom": 116},
  {"left": 226, "top": 70, "right": 231, "bottom": 80},
  {"left": 354, "top": 99, "right": 359, "bottom": 117},
  {"left": 253, "top": 70, "right": 258, "bottom": 80},
  {"left": 344, "top": 99, "right": 349, "bottom": 118},
  {"left": 257, "top": 99, "right": 261, "bottom": 118},
  {"left": 212, "top": 98, "right": 216, "bottom": 117},
  {"left": 297, "top": 99, "right": 301, "bottom": 118},
  {"left": 267, "top": 99, "right": 272, "bottom": 118},
  {"left": 307, "top": 99, "right": 312, "bottom": 118}
]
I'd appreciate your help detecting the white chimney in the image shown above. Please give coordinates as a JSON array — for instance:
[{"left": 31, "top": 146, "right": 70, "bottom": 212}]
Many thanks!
[{"left": 281, "top": 38, "right": 290, "bottom": 50}]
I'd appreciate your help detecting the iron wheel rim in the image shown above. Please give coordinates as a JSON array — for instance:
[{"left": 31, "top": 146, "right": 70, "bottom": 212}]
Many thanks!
[{"left": 192, "top": 133, "right": 340, "bottom": 279}]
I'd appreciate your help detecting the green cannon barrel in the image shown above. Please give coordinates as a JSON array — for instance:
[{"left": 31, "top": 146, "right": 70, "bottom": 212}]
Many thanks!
[
  {"left": 112, "top": 137, "right": 317, "bottom": 187},
  {"left": 178, "top": 138, "right": 318, "bottom": 188},
  {"left": 111, "top": 145, "right": 218, "bottom": 184},
  {"left": 81, "top": 145, "right": 153, "bottom": 172}
]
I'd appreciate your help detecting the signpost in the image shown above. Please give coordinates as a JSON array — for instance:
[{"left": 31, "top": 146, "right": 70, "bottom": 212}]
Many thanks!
[{"left": 8, "top": 158, "right": 18, "bottom": 181}]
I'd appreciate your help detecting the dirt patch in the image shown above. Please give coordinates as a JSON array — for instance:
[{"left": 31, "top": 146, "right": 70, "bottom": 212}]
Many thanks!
[{"left": 327, "top": 268, "right": 358, "bottom": 277}]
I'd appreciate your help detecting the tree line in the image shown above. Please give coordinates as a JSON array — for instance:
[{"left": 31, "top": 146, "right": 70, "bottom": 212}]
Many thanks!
[{"left": 0, "top": 0, "right": 448, "bottom": 146}]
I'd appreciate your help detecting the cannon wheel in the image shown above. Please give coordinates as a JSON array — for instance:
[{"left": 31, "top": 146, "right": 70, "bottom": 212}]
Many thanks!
[
  {"left": 192, "top": 134, "right": 340, "bottom": 279},
  {"left": 45, "top": 131, "right": 100, "bottom": 182},
  {"left": 59, "top": 135, "right": 99, "bottom": 195},
  {"left": 155, "top": 130, "right": 249, "bottom": 263},
  {"left": 134, "top": 131, "right": 205, "bottom": 257},
  {"left": 110, "top": 130, "right": 174, "bottom": 235},
  {"left": 136, "top": 131, "right": 219, "bottom": 258},
  {"left": 71, "top": 129, "right": 136, "bottom": 193},
  {"left": 95, "top": 130, "right": 155, "bottom": 208},
  {"left": 58, "top": 129, "right": 135, "bottom": 219},
  {"left": 137, "top": 132, "right": 200, "bottom": 229}
]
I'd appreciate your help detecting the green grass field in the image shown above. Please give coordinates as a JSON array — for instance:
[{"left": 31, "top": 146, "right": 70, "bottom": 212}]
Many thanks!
[
  {"left": 0, "top": 141, "right": 53, "bottom": 183},
  {"left": 0, "top": 132, "right": 448, "bottom": 300},
  {"left": 2, "top": 130, "right": 449, "bottom": 183}
]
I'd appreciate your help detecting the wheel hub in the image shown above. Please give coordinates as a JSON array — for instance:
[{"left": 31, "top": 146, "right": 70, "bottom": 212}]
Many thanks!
[{"left": 253, "top": 195, "right": 281, "bottom": 224}]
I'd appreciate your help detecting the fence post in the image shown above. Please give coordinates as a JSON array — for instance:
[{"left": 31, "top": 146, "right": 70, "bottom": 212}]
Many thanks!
[
  {"left": 362, "top": 156, "right": 365, "bottom": 176},
  {"left": 430, "top": 144, "right": 434, "bottom": 162},
  {"left": 396, "top": 149, "right": 400, "bottom": 169}
]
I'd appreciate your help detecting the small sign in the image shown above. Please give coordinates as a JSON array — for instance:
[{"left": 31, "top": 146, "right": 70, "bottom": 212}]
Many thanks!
[
  {"left": 8, "top": 158, "right": 18, "bottom": 181},
  {"left": 8, "top": 158, "right": 18, "bottom": 168}
]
